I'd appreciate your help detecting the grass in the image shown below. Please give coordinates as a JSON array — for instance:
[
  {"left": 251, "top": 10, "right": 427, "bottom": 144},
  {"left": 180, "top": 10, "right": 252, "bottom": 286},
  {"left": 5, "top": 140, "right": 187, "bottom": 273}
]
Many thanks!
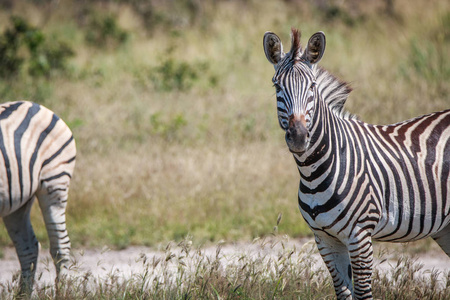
[
  {"left": 1, "top": 235, "right": 449, "bottom": 299},
  {"left": 0, "top": 0, "right": 448, "bottom": 252}
]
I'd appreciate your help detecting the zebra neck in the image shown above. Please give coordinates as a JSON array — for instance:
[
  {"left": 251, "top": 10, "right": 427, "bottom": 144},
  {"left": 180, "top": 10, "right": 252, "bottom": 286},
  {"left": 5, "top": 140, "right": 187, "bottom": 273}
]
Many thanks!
[{"left": 295, "top": 99, "right": 350, "bottom": 187}]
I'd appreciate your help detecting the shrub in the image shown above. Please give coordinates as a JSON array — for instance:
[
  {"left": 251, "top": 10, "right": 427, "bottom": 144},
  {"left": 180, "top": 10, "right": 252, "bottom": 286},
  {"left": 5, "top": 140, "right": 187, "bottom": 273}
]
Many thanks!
[
  {"left": 0, "top": 16, "right": 26, "bottom": 77},
  {"left": 150, "top": 58, "right": 202, "bottom": 92},
  {"left": 0, "top": 16, "right": 74, "bottom": 79},
  {"left": 149, "top": 112, "right": 188, "bottom": 141},
  {"left": 149, "top": 44, "right": 216, "bottom": 92},
  {"left": 85, "top": 14, "right": 129, "bottom": 48}
]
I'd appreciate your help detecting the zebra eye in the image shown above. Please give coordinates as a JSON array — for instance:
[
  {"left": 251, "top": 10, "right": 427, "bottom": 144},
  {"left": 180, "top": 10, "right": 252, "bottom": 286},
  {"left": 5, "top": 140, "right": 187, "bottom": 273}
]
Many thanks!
[
  {"left": 309, "top": 82, "right": 316, "bottom": 90},
  {"left": 274, "top": 84, "right": 282, "bottom": 93}
]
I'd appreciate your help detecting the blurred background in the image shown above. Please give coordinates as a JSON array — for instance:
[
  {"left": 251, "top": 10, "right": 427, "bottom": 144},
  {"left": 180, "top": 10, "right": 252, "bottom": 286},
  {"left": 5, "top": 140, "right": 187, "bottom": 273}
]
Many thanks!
[{"left": 0, "top": 0, "right": 448, "bottom": 250}]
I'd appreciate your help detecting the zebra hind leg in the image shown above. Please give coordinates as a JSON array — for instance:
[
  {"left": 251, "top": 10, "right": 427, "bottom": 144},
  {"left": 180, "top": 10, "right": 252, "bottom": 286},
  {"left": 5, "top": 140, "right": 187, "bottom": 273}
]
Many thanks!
[
  {"left": 3, "top": 197, "right": 39, "bottom": 297},
  {"left": 431, "top": 222, "right": 450, "bottom": 257},
  {"left": 37, "top": 182, "right": 72, "bottom": 283}
]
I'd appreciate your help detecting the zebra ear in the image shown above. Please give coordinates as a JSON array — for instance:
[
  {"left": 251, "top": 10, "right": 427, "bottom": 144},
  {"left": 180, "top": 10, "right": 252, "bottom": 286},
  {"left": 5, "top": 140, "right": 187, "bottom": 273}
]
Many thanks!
[
  {"left": 263, "top": 31, "right": 285, "bottom": 66},
  {"left": 302, "top": 32, "right": 326, "bottom": 65}
]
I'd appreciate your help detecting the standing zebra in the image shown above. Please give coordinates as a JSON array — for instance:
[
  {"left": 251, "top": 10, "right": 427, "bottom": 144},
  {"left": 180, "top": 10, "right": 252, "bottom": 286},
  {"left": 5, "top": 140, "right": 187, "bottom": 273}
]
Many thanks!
[
  {"left": 263, "top": 28, "right": 450, "bottom": 299},
  {"left": 0, "top": 101, "right": 76, "bottom": 295}
]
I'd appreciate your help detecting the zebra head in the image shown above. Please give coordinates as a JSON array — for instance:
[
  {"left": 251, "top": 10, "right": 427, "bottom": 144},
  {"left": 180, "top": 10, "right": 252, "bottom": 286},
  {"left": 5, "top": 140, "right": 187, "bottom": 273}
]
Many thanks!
[{"left": 263, "top": 29, "right": 326, "bottom": 154}]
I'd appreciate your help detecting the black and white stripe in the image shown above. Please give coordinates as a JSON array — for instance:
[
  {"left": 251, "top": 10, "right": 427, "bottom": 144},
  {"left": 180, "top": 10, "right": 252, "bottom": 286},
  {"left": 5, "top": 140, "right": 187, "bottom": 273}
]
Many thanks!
[
  {"left": 0, "top": 101, "right": 76, "bottom": 295},
  {"left": 264, "top": 29, "right": 450, "bottom": 300}
]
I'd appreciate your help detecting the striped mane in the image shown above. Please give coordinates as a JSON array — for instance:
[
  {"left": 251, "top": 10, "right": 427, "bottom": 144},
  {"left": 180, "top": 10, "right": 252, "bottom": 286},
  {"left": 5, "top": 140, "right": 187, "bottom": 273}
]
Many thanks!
[{"left": 313, "top": 65, "right": 356, "bottom": 120}]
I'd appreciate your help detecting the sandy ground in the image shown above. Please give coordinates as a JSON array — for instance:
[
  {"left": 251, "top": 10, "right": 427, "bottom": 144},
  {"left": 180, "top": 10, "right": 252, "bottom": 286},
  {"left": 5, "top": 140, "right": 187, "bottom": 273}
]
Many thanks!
[{"left": 0, "top": 238, "right": 449, "bottom": 290}]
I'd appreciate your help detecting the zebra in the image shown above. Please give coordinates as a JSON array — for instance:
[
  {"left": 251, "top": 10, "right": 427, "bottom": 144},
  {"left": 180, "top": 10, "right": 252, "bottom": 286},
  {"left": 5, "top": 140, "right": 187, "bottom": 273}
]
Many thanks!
[
  {"left": 0, "top": 101, "right": 76, "bottom": 295},
  {"left": 263, "top": 28, "right": 450, "bottom": 299}
]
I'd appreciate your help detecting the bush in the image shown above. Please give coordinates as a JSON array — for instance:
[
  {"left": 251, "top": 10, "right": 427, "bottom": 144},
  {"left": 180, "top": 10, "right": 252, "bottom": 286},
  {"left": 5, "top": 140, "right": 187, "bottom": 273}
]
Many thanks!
[
  {"left": 85, "top": 14, "right": 129, "bottom": 48},
  {"left": 0, "top": 16, "right": 26, "bottom": 77},
  {"left": 150, "top": 58, "right": 203, "bottom": 92},
  {"left": 0, "top": 16, "right": 74, "bottom": 79},
  {"left": 149, "top": 112, "right": 188, "bottom": 141},
  {"left": 149, "top": 44, "right": 216, "bottom": 92}
]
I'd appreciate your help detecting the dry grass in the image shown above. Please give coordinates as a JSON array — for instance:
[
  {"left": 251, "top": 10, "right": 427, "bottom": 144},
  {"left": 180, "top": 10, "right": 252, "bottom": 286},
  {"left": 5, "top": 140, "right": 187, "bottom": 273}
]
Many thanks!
[{"left": 1, "top": 236, "right": 449, "bottom": 299}]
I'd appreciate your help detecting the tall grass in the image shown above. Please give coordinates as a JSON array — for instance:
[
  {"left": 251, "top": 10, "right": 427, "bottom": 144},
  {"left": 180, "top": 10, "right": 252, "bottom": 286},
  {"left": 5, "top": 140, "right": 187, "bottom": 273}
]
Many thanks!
[
  {"left": 1, "top": 236, "right": 449, "bottom": 299},
  {"left": 0, "top": 0, "right": 448, "bottom": 251}
]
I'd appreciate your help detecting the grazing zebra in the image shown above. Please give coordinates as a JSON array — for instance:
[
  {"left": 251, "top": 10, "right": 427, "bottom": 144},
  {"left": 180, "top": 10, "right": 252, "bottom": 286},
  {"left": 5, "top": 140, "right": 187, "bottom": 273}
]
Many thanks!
[
  {"left": 263, "top": 28, "right": 450, "bottom": 299},
  {"left": 0, "top": 101, "right": 76, "bottom": 295}
]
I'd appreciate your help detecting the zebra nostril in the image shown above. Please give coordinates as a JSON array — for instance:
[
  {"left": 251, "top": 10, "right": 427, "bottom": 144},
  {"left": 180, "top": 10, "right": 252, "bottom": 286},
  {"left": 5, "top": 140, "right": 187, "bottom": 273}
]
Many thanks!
[{"left": 286, "top": 128, "right": 293, "bottom": 141}]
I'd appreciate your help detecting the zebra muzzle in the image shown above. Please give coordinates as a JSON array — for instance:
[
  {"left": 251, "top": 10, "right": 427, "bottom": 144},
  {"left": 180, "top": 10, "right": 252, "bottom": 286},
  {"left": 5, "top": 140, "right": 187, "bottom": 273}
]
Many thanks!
[{"left": 285, "top": 115, "right": 309, "bottom": 154}]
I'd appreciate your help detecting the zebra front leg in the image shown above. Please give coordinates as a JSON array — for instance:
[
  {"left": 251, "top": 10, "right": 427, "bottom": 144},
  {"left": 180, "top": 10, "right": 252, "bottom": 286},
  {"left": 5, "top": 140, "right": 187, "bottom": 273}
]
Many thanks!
[
  {"left": 3, "top": 198, "right": 39, "bottom": 297},
  {"left": 315, "top": 234, "right": 353, "bottom": 299},
  {"left": 37, "top": 186, "right": 71, "bottom": 282},
  {"left": 348, "top": 235, "right": 374, "bottom": 300}
]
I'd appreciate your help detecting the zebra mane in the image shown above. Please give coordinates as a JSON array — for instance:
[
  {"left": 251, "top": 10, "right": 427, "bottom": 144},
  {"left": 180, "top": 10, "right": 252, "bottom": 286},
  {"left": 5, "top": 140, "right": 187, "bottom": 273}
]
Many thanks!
[
  {"left": 313, "top": 65, "right": 356, "bottom": 120},
  {"left": 290, "top": 28, "right": 302, "bottom": 61}
]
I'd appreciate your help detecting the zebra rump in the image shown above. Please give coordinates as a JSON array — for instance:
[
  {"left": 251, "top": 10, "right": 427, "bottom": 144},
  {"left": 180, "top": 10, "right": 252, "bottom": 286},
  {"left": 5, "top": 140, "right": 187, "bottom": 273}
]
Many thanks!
[{"left": 0, "top": 101, "right": 76, "bottom": 295}]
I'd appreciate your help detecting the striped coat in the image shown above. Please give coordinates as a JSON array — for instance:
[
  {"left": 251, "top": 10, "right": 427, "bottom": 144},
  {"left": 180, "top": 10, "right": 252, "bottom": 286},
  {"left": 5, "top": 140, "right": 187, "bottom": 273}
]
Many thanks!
[
  {"left": 263, "top": 29, "right": 450, "bottom": 299},
  {"left": 0, "top": 101, "right": 76, "bottom": 295}
]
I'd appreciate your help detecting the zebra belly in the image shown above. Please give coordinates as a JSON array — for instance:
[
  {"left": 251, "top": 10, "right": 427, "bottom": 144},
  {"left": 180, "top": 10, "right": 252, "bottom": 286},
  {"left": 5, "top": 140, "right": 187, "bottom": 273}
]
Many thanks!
[
  {"left": 0, "top": 151, "right": 38, "bottom": 217},
  {"left": 0, "top": 160, "right": 39, "bottom": 217},
  {"left": 0, "top": 183, "right": 36, "bottom": 217},
  {"left": 372, "top": 195, "right": 450, "bottom": 242},
  {"left": 373, "top": 217, "right": 450, "bottom": 242}
]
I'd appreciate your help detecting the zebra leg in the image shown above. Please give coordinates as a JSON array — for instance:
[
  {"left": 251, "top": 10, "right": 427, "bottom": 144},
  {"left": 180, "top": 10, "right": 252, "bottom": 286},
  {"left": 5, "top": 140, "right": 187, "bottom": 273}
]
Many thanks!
[
  {"left": 348, "top": 238, "right": 374, "bottom": 300},
  {"left": 431, "top": 223, "right": 450, "bottom": 257},
  {"left": 37, "top": 185, "right": 71, "bottom": 281},
  {"left": 3, "top": 198, "right": 39, "bottom": 296},
  {"left": 315, "top": 234, "right": 353, "bottom": 299}
]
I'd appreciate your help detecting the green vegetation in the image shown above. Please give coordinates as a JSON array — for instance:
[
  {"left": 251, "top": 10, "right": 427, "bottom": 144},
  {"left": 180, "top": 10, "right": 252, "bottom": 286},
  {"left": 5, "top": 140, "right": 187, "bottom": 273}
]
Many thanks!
[
  {"left": 0, "top": 16, "right": 73, "bottom": 78},
  {"left": 0, "top": 0, "right": 448, "bottom": 253},
  {"left": 84, "top": 13, "right": 129, "bottom": 48}
]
